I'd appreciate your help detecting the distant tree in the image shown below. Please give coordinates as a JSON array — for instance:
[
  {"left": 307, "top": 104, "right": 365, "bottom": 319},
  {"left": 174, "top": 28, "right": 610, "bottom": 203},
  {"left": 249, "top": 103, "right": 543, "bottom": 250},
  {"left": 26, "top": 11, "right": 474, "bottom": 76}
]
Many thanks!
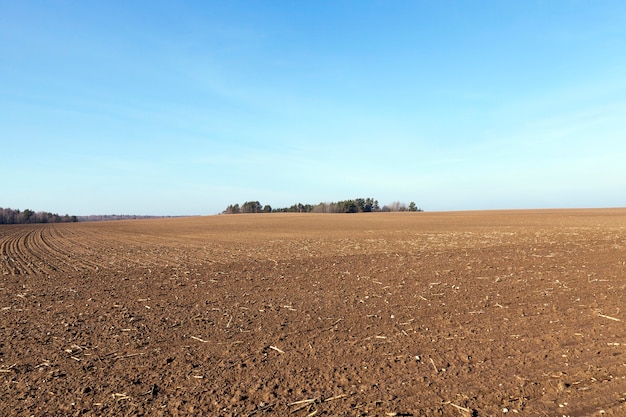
[
  {"left": 222, "top": 203, "right": 240, "bottom": 214},
  {"left": 22, "top": 209, "right": 35, "bottom": 223},
  {"left": 35, "top": 211, "right": 48, "bottom": 223},
  {"left": 345, "top": 200, "right": 358, "bottom": 213},
  {"left": 0, "top": 207, "right": 77, "bottom": 224},
  {"left": 222, "top": 197, "right": 423, "bottom": 215},
  {"left": 385, "top": 201, "right": 408, "bottom": 212},
  {"left": 312, "top": 202, "right": 332, "bottom": 213},
  {"left": 313, "top": 202, "right": 337, "bottom": 213},
  {"left": 241, "top": 201, "right": 262, "bottom": 213}
]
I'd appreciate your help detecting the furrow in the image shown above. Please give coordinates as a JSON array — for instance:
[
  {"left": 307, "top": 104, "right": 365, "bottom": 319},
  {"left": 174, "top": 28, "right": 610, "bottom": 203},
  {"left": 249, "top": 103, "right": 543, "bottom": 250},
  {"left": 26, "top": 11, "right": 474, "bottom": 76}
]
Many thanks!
[
  {"left": 10, "top": 228, "right": 39, "bottom": 275},
  {"left": 0, "top": 227, "right": 23, "bottom": 275},
  {"left": 36, "top": 225, "right": 101, "bottom": 273}
]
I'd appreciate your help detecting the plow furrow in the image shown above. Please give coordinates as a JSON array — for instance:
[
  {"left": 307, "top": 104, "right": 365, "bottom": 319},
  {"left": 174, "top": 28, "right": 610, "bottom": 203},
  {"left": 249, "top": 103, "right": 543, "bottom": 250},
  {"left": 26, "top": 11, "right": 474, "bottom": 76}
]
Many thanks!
[
  {"left": 0, "top": 226, "right": 41, "bottom": 275},
  {"left": 0, "top": 224, "right": 105, "bottom": 275},
  {"left": 37, "top": 225, "right": 103, "bottom": 272}
]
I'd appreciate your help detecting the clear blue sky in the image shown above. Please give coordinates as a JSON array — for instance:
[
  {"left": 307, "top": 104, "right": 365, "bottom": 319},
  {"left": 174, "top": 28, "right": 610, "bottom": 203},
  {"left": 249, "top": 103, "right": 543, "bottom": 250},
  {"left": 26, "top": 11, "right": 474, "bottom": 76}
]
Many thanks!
[{"left": 2, "top": 1, "right": 625, "bottom": 215}]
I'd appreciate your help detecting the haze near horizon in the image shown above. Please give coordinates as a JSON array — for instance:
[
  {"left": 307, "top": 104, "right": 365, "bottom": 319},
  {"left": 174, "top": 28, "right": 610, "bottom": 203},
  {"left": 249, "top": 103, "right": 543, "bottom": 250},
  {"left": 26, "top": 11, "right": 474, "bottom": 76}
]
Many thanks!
[{"left": 1, "top": 1, "right": 625, "bottom": 216}]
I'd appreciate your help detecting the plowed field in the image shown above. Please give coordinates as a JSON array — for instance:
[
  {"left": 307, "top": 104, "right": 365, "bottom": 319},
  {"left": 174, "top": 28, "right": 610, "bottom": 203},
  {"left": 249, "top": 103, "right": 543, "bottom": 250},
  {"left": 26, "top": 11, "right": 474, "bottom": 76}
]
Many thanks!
[{"left": 1, "top": 210, "right": 626, "bottom": 416}]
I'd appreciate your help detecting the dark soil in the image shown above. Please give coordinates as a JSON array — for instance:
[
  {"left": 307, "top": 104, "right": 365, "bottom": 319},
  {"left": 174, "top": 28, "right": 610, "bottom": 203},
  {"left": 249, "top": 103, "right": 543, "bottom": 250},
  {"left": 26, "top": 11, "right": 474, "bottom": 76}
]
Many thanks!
[{"left": 2, "top": 210, "right": 625, "bottom": 416}]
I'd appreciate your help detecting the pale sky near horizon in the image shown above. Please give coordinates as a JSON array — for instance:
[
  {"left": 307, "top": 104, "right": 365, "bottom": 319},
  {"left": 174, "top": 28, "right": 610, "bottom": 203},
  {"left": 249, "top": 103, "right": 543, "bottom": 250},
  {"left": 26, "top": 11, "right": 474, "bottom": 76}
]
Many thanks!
[{"left": 1, "top": 1, "right": 625, "bottom": 216}]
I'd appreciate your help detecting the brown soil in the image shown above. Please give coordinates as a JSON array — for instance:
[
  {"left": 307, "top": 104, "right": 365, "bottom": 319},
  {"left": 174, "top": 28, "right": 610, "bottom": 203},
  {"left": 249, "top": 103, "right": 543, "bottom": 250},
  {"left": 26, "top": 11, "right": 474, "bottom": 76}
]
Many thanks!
[{"left": 1, "top": 209, "right": 626, "bottom": 416}]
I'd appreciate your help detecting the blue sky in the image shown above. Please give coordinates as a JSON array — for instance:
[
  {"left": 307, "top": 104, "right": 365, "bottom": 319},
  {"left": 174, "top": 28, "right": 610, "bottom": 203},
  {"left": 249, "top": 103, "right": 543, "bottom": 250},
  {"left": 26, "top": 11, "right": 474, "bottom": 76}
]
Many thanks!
[{"left": 1, "top": 1, "right": 625, "bottom": 215}]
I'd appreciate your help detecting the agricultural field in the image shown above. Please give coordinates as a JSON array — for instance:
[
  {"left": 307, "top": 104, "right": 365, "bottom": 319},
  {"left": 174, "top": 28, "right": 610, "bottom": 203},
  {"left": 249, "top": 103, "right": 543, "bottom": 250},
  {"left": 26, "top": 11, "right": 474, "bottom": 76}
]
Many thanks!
[{"left": 1, "top": 209, "right": 626, "bottom": 416}]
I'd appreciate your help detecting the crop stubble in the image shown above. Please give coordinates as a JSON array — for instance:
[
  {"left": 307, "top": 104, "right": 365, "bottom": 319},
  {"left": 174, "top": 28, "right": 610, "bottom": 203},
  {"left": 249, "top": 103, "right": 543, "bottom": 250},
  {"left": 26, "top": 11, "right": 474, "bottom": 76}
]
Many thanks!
[{"left": 1, "top": 209, "right": 626, "bottom": 416}]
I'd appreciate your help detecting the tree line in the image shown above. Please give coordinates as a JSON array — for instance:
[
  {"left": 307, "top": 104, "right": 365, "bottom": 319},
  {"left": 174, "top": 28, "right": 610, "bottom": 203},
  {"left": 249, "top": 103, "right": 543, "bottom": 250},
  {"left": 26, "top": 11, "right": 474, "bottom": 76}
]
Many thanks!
[
  {"left": 223, "top": 198, "right": 423, "bottom": 214},
  {"left": 0, "top": 207, "right": 78, "bottom": 224}
]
